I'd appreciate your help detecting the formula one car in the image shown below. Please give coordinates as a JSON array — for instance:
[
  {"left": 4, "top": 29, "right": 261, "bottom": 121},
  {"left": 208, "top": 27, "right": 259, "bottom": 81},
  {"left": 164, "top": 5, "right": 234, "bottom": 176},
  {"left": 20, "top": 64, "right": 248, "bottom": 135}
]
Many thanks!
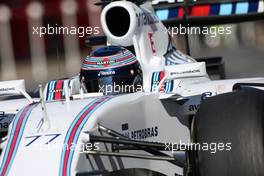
[{"left": 0, "top": 0, "right": 264, "bottom": 176}]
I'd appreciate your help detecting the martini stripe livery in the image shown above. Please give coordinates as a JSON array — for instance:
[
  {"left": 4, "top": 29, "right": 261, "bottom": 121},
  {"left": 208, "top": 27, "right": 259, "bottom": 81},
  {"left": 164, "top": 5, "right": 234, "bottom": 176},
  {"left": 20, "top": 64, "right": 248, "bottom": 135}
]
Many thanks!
[
  {"left": 155, "top": 0, "right": 264, "bottom": 20},
  {"left": 59, "top": 97, "right": 112, "bottom": 176},
  {"left": 0, "top": 104, "right": 36, "bottom": 176}
]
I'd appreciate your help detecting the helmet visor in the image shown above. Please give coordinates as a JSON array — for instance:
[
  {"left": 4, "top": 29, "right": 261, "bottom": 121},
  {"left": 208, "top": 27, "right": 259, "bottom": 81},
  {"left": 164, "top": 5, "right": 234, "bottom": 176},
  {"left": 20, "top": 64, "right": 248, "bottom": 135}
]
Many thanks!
[{"left": 83, "top": 76, "right": 139, "bottom": 95}]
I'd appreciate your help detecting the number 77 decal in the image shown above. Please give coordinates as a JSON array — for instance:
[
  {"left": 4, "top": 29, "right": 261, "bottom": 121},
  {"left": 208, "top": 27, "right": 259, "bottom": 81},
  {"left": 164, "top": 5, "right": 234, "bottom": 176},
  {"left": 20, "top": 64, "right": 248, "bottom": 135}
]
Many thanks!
[{"left": 25, "top": 134, "right": 61, "bottom": 147}]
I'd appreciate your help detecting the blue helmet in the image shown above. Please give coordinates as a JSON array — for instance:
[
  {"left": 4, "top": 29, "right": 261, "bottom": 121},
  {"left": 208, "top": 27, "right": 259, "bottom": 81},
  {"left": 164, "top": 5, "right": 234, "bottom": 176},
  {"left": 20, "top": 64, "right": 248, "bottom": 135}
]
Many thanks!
[{"left": 80, "top": 46, "right": 142, "bottom": 95}]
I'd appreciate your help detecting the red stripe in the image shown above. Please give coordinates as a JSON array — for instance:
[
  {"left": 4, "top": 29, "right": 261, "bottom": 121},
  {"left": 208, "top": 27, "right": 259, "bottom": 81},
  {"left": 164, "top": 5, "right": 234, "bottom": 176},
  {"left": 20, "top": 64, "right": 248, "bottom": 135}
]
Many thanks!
[
  {"left": 54, "top": 80, "right": 63, "bottom": 100},
  {"left": 178, "top": 7, "right": 184, "bottom": 17},
  {"left": 84, "top": 55, "right": 134, "bottom": 65},
  {"left": 1, "top": 106, "right": 29, "bottom": 175},
  {"left": 190, "top": 5, "right": 210, "bottom": 16},
  {"left": 83, "top": 61, "right": 97, "bottom": 65},
  {"left": 115, "top": 54, "right": 134, "bottom": 62},
  {"left": 159, "top": 71, "right": 165, "bottom": 92},
  {"left": 159, "top": 71, "right": 165, "bottom": 81},
  {"left": 82, "top": 60, "right": 138, "bottom": 71},
  {"left": 62, "top": 97, "right": 108, "bottom": 176}
]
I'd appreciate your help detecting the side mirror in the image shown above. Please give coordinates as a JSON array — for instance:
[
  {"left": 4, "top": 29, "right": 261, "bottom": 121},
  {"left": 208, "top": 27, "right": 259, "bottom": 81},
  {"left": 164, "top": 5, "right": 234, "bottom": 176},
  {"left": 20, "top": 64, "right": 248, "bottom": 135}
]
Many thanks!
[
  {"left": 0, "top": 80, "right": 33, "bottom": 103},
  {"left": 155, "top": 62, "right": 207, "bottom": 93}
]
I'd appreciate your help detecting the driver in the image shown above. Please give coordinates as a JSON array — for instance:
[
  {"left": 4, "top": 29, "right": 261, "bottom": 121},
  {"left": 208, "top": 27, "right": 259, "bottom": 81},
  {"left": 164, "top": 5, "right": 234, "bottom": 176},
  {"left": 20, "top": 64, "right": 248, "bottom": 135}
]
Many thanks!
[{"left": 80, "top": 46, "right": 142, "bottom": 95}]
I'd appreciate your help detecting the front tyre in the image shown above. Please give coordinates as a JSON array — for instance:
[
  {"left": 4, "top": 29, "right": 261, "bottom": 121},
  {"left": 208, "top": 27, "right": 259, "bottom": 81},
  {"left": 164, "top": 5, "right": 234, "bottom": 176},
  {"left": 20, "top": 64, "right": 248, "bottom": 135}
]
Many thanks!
[{"left": 193, "top": 88, "right": 264, "bottom": 176}]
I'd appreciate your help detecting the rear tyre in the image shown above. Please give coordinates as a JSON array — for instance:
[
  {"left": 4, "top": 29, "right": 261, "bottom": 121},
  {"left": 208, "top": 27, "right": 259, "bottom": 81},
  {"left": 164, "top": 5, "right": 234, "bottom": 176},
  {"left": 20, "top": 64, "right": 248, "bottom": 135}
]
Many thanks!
[{"left": 193, "top": 88, "right": 264, "bottom": 176}]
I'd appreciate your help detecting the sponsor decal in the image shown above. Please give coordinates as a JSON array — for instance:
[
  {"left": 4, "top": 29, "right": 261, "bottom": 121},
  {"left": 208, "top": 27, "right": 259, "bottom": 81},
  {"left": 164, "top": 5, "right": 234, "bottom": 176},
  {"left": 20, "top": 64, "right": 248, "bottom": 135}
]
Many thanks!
[
  {"left": 96, "top": 60, "right": 115, "bottom": 66},
  {"left": 170, "top": 69, "right": 200, "bottom": 76},
  {"left": 0, "top": 112, "right": 15, "bottom": 132},
  {"left": 25, "top": 134, "right": 61, "bottom": 147},
  {"left": 0, "top": 87, "right": 15, "bottom": 92},
  {"left": 151, "top": 71, "right": 174, "bottom": 93},
  {"left": 188, "top": 92, "right": 213, "bottom": 112},
  {"left": 123, "top": 126, "right": 159, "bottom": 140},
  {"left": 189, "top": 104, "right": 200, "bottom": 112},
  {"left": 97, "top": 70, "right": 116, "bottom": 77},
  {"left": 121, "top": 123, "right": 129, "bottom": 131},
  {"left": 46, "top": 80, "right": 65, "bottom": 101},
  {"left": 81, "top": 50, "right": 137, "bottom": 70},
  {"left": 148, "top": 32, "right": 157, "bottom": 55},
  {"left": 201, "top": 92, "right": 213, "bottom": 100}
]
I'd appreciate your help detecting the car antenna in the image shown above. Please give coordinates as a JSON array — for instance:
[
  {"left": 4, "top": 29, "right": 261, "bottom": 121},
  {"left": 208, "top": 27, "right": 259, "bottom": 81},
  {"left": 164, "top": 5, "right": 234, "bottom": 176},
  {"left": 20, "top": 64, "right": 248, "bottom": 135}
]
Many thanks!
[
  {"left": 39, "top": 84, "right": 50, "bottom": 131},
  {"left": 56, "top": 28, "right": 62, "bottom": 78}
]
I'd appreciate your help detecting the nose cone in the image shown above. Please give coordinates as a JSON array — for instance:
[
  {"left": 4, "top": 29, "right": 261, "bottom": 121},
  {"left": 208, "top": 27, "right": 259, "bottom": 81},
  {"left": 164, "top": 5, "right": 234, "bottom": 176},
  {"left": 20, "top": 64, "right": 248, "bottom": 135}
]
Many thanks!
[{"left": 0, "top": 96, "right": 113, "bottom": 176}]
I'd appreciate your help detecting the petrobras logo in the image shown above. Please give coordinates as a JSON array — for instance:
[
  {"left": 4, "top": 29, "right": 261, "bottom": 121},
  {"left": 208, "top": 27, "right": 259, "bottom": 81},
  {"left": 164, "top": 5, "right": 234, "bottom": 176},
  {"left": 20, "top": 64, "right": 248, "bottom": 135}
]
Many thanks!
[{"left": 98, "top": 70, "right": 116, "bottom": 77}]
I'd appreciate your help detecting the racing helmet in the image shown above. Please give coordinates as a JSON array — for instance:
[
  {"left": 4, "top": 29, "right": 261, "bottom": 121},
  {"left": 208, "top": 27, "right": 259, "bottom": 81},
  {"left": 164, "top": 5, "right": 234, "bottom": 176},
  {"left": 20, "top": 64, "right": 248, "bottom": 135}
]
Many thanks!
[{"left": 80, "top": 46, "right": 142, "bottom": 95}]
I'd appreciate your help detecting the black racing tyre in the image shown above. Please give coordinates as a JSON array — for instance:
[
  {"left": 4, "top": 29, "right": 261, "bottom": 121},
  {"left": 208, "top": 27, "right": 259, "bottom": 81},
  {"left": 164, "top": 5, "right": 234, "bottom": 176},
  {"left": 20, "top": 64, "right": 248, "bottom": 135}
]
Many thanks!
[{"left": 193, "top": 88, "right": 264, "bottom": 176}]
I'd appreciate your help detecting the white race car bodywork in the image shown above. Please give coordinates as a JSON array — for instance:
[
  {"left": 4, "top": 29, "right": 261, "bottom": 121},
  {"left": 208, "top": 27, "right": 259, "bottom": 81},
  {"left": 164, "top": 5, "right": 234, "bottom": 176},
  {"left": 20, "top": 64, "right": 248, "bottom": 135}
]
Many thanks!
[{"left": 1, "top": 1, "right": 264, "bottom": 176}]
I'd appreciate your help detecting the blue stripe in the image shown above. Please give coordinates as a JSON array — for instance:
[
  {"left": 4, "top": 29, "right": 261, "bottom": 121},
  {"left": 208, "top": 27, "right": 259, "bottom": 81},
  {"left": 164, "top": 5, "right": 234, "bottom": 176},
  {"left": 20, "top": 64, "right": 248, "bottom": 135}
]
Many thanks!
[
  {"left": 48, "top": 81, "right": 55, "bottom": 101},
  {"left": 46, "top": 82, "right": 51, "bottom": 101},
  {"left": 231, "top": 2, "right": 236, "bottom": 14},
  {"left": 50, "top": 81, "right": 56, "bottom": 101},
  {"left": 168, "top": 8, "right": 178, "bottom": 18},
  {"left": 49, "top": 81, "right": 55, "bottom": 101},
  {"left": 0, "top": 104, "right": 36, "bottom": 175},
  {"left": 219, "top": 3, "right": 233, "bottom": 15},
  {"left": 248, "top": 1, "right": 259, "bottom": 12},
  {"left": 47, "top": 81, "right": 53, "bottom": 101},
  {"left": 5, "top": 107, "right": 34, "bottom": 174},
  {"left": 235, "top": 2, "right": 249, "bottom": 14},
  {"left": 82, "top": 55, "right": 136, "bottom": 69},
  {"left": 156, "top": 9, "right": 169, "bottom": 20},
  {"left": 168, "top": 82, "right": 171, "bottom": 93},
  {"left": 63, "top": 99, "right": 98, "bottom": 144},
  {"left": 168, "top": 81, "right": 172, "bottom": 92},
  {"left": 0, "top": 109, "right": 23, "bottom": 173},
  {"left": 150, "top": 73, "right": 155, "bottom": 92},
  {"left": 59, "top": 98, "right": 99, "bottom": 175},
  {"left": 151, "top": 72, "right": 158, "bottom": 92},
  {"left": 210, "top": 4, "right": 220, "bottom": 15},
  {"left": 154, "top": 72, "right": 159, "bottom": 91},
  {"left": 155, "top": 72, "right": 159, "bottom": 82},
  {"left": 170, "top": 80, "right": 174, "bottom": 92},
  {"left": 85, "top": 52, "right": 131, "bottom": 62},
  {"left": 110, "top": 57, "right": 136, "bottom": 66},
  {"left": 82, "top": 59, "right": 136, "bottom": 69},
  {"left": 165, "top": 81, "right": 168, "bottom": 93},
  {"left": 83, "top": 56, "right": 136, "bottom": 68},
  {"left": 66, "top": 97, "right": 112, "bottom": 176},
  {"left": 62, "top": 82, "right": 65, "bottom": 97}
]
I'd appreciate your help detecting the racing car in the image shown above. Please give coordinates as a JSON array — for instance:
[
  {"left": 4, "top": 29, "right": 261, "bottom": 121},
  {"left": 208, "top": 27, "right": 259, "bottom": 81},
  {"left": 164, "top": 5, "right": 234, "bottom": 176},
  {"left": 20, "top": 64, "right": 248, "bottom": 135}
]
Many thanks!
[{"left": 0, "top": 0, "right": 264, "bottom": 176}]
